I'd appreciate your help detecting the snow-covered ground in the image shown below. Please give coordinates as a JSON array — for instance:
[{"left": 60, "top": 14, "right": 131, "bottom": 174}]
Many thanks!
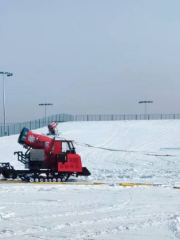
[{"left": 0, "top": 120, "right": 180, "bottom": 239}]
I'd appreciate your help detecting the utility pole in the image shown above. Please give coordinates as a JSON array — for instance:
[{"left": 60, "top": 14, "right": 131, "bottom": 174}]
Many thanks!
[
  {"left": 0, "top": 72, "right": 13, "bottom": 135},
  {"left": 139, "top": 101, "right": 153, "bottom": 119},
  {"left": 39, "top": 103, "right": 53, "bottom": 125}
]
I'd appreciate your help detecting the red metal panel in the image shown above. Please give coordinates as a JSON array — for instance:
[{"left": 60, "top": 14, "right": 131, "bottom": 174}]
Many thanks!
[
  {"left": 58, "top": 154, "right": 83, "bottom": 173},
  {"left": 24, "top": 130, "right": 55, "bottom": 154},
  {"left": 54, "top": 141, "right": 62, "bottom": 155}
]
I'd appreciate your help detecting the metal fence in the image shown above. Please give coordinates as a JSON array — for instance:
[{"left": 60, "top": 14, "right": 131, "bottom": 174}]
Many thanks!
[
  {"left": 2, "top": 113, "right": 180, "bottom": 137},
  {"left": 75, "top": 114, "right": 180, "bottom": 121},
  {"left": 0, "top": 113, "right": 74, "bottom": 137}
]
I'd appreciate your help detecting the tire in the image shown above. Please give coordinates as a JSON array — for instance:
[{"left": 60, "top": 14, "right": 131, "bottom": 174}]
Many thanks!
[
  {"left": 9, "top": 172, "right": 18, "bottom": 180},
  {"left": 29, "top": 178, "right": 34, "bottom": 182}
]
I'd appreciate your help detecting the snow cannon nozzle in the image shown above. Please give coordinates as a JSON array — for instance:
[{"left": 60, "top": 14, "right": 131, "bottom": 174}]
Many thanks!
[
  {"left": 48, "top": 122, "right": 58, "bottom": 135},
  {"left": 18, "top": 127, "right": 29, "bottom": 145},
  {"left": 17, "top": 127, "right": 55, "bottom": 154}
]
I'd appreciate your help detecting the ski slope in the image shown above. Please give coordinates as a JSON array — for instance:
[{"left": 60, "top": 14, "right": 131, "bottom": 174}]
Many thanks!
[{"left": 0, "top": 120, "right": 180, "bottom": 239}]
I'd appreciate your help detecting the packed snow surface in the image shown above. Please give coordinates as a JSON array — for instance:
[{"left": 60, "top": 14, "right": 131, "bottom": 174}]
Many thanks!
[{"left": 0, "top": 120, "right": 180, "bottom": 239}]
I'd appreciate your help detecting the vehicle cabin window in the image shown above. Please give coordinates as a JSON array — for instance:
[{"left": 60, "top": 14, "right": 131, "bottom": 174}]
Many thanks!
[
  {"left": 69, "top": 142, "right": 74, "bottom": 149},
  {"left": 62, "top": 142, "right": 70, "bottom": 153}
]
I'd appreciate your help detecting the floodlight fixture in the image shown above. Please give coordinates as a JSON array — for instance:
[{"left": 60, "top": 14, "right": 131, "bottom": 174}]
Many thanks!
[{"left": 139, "top": 101, "right": 153, "bottom": 116}]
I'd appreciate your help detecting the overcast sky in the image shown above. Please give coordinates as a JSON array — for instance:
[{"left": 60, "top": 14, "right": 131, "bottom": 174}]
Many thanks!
[{"left": 0, "top": 0, "right": 180, "bottom": 123}]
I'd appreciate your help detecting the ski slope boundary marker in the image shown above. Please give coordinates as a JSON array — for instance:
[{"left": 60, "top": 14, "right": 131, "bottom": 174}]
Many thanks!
[
  {"left": 1, "top": 180, "right": 180, "bottom": 189},
  {"left": 0, "top": 180, "right": 161, "bottom": 187}
]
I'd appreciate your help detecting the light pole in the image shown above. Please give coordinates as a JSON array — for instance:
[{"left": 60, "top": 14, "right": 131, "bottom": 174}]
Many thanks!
[
  {"left": 0, "top": 71, "right": 13, "bottom": 135},
  {"left": 139, "top": 101, "right": 153, "bottom": 118},
  {"left": 39, "top": 103, "right": 53, "bottom": 125}
]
